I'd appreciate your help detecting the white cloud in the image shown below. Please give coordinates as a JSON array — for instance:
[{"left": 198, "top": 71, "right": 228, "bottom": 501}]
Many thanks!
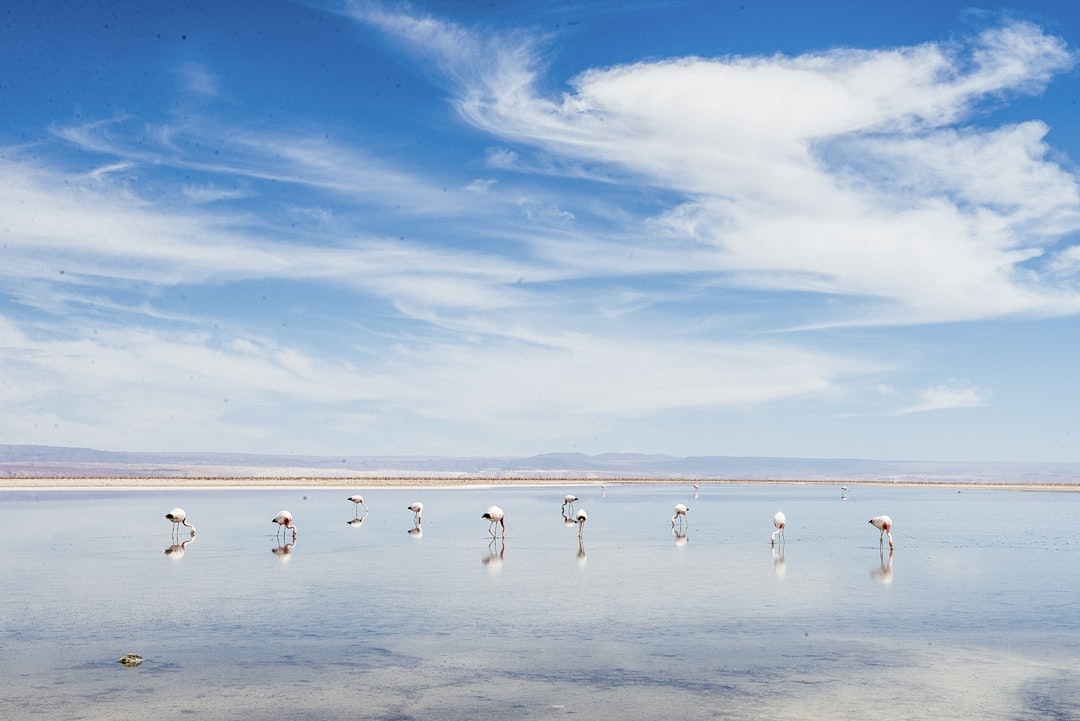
[
  {"left": 364, "top": 10, "right": 1080, "bottom": 325},
  {"left": 895, "top": 381, "right": 992, "bottom": 415}
]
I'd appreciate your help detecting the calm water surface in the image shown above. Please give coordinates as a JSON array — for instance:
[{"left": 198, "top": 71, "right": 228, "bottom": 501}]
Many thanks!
[{"left": 2, "top": 483, "right": 1078, "bottom": 720}]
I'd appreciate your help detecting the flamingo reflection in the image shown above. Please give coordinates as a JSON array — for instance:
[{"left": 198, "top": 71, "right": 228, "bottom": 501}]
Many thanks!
[
  {"left": 483, "top": 538, "right": 505, "bottom": 571},
  {"left": 672, "top": 526, "right": 688, "bottom": 547},
  {"left": 347, "top": 512, "right": 368, "bottom": 527},
  {"left": 272, "top": 540, "right": 296, "bottom": 561},
  {"left": 164, "top": 537, "right": 194, "bottom": 558},
  {"left": 872, "top": 548, "right": 893, "bottom": 583},
  {"left": 408, "top": 524, "right": 423, "bottom": 538},
  {"left": 772, "top": 543, "right": 786, "bottom": 578},
  {"left": 577, "top": 537, "right": 587, "bottom": 565}
]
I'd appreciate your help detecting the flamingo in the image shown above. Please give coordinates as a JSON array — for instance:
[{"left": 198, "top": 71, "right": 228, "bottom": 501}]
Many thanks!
[
  {"left": 272, "top": 510, "right": 297, "bottom": 538},
  {"left": 165, "top": 508, "right": 196, "bottom": 536},
  {"left": 482, "top": 505, "right": 506, "bottom": 538},
  {"left": 562, "top": 494, "right": 578, "bottom": 510},
  {"left": 869, "top": 515, "right": 894, "bottom": 548},
  {"left": 408, "top": 502, "right": 423, "bottom": 525},
  {"left": 771, "top": 511, "right": 786, "bottom": 544},
  {"left": 347, "top": 495, "right": 368, "bottom": 514},
  {"left": 672, "top": 503, "right": 689, "bottom": 527},
  {"left": 574, "top": 508, "right": 587, "bottom": 539}
]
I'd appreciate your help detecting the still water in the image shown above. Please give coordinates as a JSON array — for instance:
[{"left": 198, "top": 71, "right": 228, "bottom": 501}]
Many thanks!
[{"left": 1, "top": 483, "right": 1078, "bottom": 720}]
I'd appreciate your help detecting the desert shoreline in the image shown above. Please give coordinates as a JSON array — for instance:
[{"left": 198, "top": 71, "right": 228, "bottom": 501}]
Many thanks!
[{"left": 1, "top": 476, "right": 1078, "bottom": 492}]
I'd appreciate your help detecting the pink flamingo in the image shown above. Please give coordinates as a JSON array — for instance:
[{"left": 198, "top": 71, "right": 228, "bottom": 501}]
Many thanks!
[
  {"left": 165, "top": 508, "right": 196, "bottom": 536},
  {"left": 482, "top": 505, "right": 506, "bottom": 538},
  {"left": 272, "top": 510, "right": 297, "bottom": 538},
  {"left": 869, "top": 515, "right": 893, "bottom": 548},
  {"left": 771, "top": 511, "right": 786, "bottom": 544}
]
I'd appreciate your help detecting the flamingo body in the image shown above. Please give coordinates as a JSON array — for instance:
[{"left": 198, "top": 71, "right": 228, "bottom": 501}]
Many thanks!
[
  {"left": 482, "top": 505, "right": 506, "bottom": 537},
  {"left": 772, "top": 511, "right": 786, "bottom": 544},
  {"left": 408, "top": 502, "right": 424, "bottom": 524},
  {"left": 672, "top": 503, "right": 690, "bottom": 526},
  {"left": 272, "top": 510, "right": 297, "bottom": 537},
  {"left": 575, "top": 508, "right": 587, "bottom": 539},
  {"left": 347, "top": 495, "right": 368, "bottom": 512},
  {"left": 869, "top": 515, "right": 894, "bottom": 548},
  {"left": 165, "top": 507, "right": 196, "bottom": 536}
]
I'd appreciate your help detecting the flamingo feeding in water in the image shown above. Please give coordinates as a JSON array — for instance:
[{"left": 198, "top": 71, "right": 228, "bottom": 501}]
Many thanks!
[
  {"left": 408, "top": 502, "right": 423, "bottom": 525},
  {"left": 574, "top": 508, "right": 587, "bottom": 539},
  {"left": 672, "top": 503, "right": 689, "bottom": 527},
  {"left": 482, "top": 505, "right": 506, "bottom": 538},
  {"left": 347, "top": 495, "right": 368, "bottom": 514},
  {"left": 272, "top": 510, "right": 297, "bottom": 538},
  {"left": 869, "top": 515, "right": 894, "bottom": 548},
  {"left": 562, "top": 494, "right": 578, "bottom": 510},
  {"left": 771, "top": 511, "right": 786, "bottom": 544},
  {"left": 165, "top": 508, "right": 196, "bottom": 536}
]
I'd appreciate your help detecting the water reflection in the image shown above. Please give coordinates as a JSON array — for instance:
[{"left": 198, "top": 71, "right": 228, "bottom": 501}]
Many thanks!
[
  {"left": 672, "top": 527, "right": 689, "bottom": 547},
  {"left": 772, "top": 544, "right": 786, "bottom": 578},
  {"left": 693, "top": 483, "right": 700, "bottom": 499},
  {"left": 408, "top": 523, "right": 423, "bottom": 538},
  {"left": 3, "top": 485, "right": 1078, "bottom": 721},
  {"left": 872, "top": 548, "right": 894, "bottom": 583},
  {"left": 483, "top": 538, "right": 504, "bottom": 571},
  {"left": 346, "top": 512, "right": 368, "bottom": 527},
  {"left": 164, "top": 537, "right": 194, "bottom": 558},
  {"left": 272, "top": 539, "right": 296, "bottom": 561}
]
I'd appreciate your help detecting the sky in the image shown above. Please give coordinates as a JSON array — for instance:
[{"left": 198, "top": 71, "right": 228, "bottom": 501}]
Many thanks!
[{"left": 2, "top": 0, "right": 1080, "bottom": 462}]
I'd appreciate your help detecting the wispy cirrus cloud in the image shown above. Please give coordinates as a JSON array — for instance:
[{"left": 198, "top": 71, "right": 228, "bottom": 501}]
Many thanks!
[{"left": 357, "top": 8, "right": 1080, "bottom": 326}]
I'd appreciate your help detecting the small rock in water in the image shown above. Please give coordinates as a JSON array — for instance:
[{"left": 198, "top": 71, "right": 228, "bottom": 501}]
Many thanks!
[{"left": 118, "top": 653, "right": 144, "bottom": 667}]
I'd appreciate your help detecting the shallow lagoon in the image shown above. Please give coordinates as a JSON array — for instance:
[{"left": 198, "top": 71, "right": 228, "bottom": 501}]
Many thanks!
[{"left": 2, "top": 483, "right": 1078, "bottom": 720}]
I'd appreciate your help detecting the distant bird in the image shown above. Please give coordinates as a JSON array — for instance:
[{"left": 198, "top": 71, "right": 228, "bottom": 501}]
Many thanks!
[
  {"left": 347, "top": 495, "right": 368, "bottom": 513},
  {"left": 574, "top": 508, "right": 588, "bottom": 539},
  {"left": 772, "top": 511, "right": 786, "bottom": 544},
  {"left": 869, "top": 515, "right": 894, "bottom": 548},
  {"left": 165, "top": 508, "right": 196, "bottom": 536},
  {"left": 272, "top": 510, "right": 297, "bottom": 538},
  {"left": 408, "top": 502, "right": 423, "bottom": 525},
  {"left": 672, "top": 503, "right": 689, "bottom": 527},
  {"left": 693, "top": 484, "right": 700, "bottom": 498},
  {"left": 562, "top": 494, "right": 578, "bottom": 509},
  {"left": 482, "top": 505, "right": 506, "bottom": 538}
]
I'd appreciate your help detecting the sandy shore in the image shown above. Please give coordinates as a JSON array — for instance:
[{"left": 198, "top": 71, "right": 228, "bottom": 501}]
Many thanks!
[{"left": 2, "top": 476, "right": 1078, "bottom": 491}]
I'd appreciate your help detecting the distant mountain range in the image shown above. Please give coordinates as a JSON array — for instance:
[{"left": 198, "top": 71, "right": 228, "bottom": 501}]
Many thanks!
[{"left": 1, "top": 444, "right": 1078, "bottom": 484}]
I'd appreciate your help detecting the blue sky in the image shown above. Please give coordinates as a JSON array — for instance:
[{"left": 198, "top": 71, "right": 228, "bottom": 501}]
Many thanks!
[{"left": 3, "top": 0, "right": 1080, "bottom": 461}]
